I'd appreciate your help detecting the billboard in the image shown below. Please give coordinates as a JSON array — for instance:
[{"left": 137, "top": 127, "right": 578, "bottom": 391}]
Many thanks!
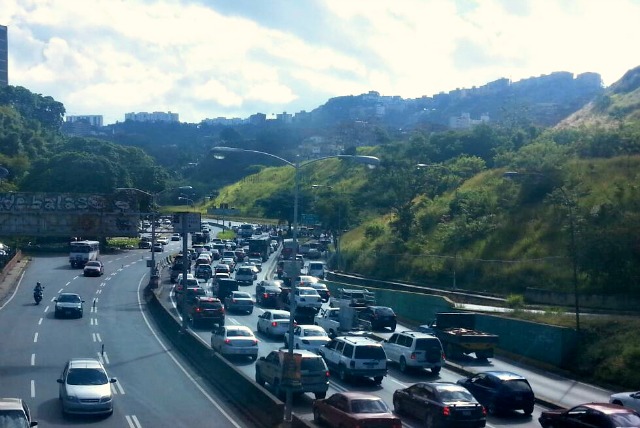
[{"left": 0, "top": 192, "right": 141, "bottom": 237}]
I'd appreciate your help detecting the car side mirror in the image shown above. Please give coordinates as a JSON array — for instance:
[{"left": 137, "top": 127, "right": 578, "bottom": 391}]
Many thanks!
[
  {"left": 110, "top": 378, "right": 117, "bottom": 383},
  {"left": 57, "top": 379, "right": 63, "bottom": 384}
]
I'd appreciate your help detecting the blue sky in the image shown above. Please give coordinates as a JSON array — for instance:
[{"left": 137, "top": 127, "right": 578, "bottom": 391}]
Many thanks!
[{"left": 3, "top": 0, "right": 639, "bottom": 125}]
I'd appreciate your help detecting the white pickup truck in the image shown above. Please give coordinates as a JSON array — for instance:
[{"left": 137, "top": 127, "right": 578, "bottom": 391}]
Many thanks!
[{"left": 314, "top": 304, "right": 371, "bottom": 338}]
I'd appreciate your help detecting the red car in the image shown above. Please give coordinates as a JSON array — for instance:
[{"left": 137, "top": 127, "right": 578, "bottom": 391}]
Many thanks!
[
  {"left": 539, "top": 402, "right": 640, "bottom": 428},
  {"left": 313, "top": 392, "right": 401, "bottom": 428}
]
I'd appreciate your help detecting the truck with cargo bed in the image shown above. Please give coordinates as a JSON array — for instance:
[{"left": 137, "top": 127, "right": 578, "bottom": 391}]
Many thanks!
[{"left": 424, "top": 312, "right": 499, "bottom": 360}]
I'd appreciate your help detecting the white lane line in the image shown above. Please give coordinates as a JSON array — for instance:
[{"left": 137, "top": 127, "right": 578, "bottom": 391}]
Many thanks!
[
  {"left": 228, "top": 318, "right": 240, "bottom": 325},
  {"left": 100, "top": 282, "right": 106, "bottom": 287},
  {"left": 96, "top": 289, "right": 102, "bottom": 295},
  {"left": 113, "top": 380, "right": 126, "bottom": 395},
  {"left": 38, "top": 318, "right": 43, "bottom": 325},
  {"left": 136, "top": 276, "right": 242, "bottom": 428},
  {"left": 31, "top": 354, "right": 35, "bottom": 366},
  {"left": 93, "top": 333, "right": 102, "bottom": 342},
  {"left": 91, "top": 318, "right": 98, "bottom": 326},
  {"left": 97, "top": 351, "right": 110, "bottom": 365},
  {"left": 125, "top": 415, "right": 142, "bottom": 427},
  {"left": 43, "top": 306, "right": 49, "bottom": 313},
  {"left": 388, "top": 377, "right": 408, "bottom": 388},
  {"left": 33, "top": 332, "right": 38, "bottom": 343},
  {"left": 30, "top": 380, "right": 35, "bottom": 398},
  {"left": 0, "top": 269, "right": 26, "bottom": 310}
]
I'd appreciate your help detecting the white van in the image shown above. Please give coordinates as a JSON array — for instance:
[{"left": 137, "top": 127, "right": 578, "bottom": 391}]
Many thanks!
[{"left": 307, "top": 262, "right": 326, "bottom": 279}]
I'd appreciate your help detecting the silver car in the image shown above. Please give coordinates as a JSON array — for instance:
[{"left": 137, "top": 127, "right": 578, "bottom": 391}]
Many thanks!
[
  {"left": 57, "top": 358, "right": 117, "bottom": 416},
  {"left": 257, "top": 310, "right": 291, "bottom": 337},
  {"left": 284, "top": 324, "right": 331, "bottom": 353},
  {"left": 210, "top": 325, "right": 259, "bottom": 360},
  {"left": 224, "top": 291, "right": 254, "bottom": 314}
]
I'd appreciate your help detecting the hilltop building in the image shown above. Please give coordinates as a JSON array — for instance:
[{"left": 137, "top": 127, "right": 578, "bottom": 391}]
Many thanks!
[
  {"left": 125, "top": 111, "right": 179, "bottom": 123},
  {"left": 66, "top": 115, "right": 104, "bottom": 127}
]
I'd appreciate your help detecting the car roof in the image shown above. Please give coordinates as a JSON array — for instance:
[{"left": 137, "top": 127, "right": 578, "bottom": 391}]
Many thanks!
[
  {"left": 58, "top": 292, "right": 81, "bottom": 297},
  {"left": 68, "top": 357, "right": 103, "bottom": 369},
  {"left": 225, "top": 325, "right": 252, "bottom": 332},
  {"left": 580, "top": 403, "right": 638, "bottom": 414},
  {"left": 277, "top": 349, "right": 321, "bottom": 358},
  {"left": 338, "top": 391, "right": 385, "bottom": 400},
  {"left": 0, "top": 398, "right": 25, "bottom": 411},
  {"left": 422, "top": 381, "right": 469, "bottom": 391},
  {"left": 481, "top": 370, "right": 527, "bottom": 381},
  {"left": 269, "top": 309, "right": 290, "bottom": 316}
]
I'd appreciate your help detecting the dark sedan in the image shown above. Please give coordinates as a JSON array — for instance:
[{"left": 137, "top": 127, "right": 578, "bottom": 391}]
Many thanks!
[
  {"left": 255, "top": 282, "right": 281, "bottom": 307},
  {"left": 539, "top": 402, "right": 640, "bottom": 427},
  {"left": 356, "top": 306, "right": 397, "bottom": 331},
  {"left": 457, "top": 371, "right": 535, "bottom": 415},
  {"left": 393, "top": 382, "right": 486, "bottom": 428},
  {"left": 54, "top": 293, "right": 84, "bottom": 319}
]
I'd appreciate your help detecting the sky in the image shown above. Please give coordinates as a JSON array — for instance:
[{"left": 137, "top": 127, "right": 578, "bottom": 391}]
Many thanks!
[{"left": 2, "top": 0, "right": 640, "bottom": 125}]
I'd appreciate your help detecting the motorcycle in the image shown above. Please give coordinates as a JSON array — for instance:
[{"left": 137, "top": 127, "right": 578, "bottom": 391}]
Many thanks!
[{"left": 33, "top": 289, "right": 43, "bottom": 305}]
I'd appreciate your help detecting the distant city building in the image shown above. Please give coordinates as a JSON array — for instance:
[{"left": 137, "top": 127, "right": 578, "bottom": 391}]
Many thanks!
[
  {"left": 276, "top": 112, "right": 293, "bottom": 124},
  {"left": 66, "top": 115, "right": 104, "bottom": 127},
  {"left": 0, "top": 25, "right": 8, "bottom": 86},
  {"left": 124, "top": 111, "right": 179, "bottom": 123},
  {"left": 449, "top": 112, "right": 490, "bottom": 129},
  {"left": 249, "top": 113, "right": 266, "bottom": 125}
]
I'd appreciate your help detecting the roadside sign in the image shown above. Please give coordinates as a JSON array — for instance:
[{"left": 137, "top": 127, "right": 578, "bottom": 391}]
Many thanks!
[{"left": 172, "top": 212, "right": 201, "bottom": 233}]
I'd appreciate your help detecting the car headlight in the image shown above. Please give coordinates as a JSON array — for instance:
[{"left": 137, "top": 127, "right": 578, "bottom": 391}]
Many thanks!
[
  {"left": 100, "top": 395, "right": 112, "bottom": 403},
  {"left": 65, "top": 395, "right": 78, "bottom": 402}
]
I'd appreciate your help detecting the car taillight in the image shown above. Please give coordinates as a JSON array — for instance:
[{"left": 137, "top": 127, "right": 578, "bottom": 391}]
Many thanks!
[
  {"left": 442, "top": 406, "right": 451, "bottom": 417},
  {"left": 442, "top": 351, "right": 446, "bottom": 361},
  {"left": 263, "top": 293, "right": 268, "bottom": 298},
  {"left": 410, "top": 352, "right": 417, "bottom": 360},
  {"left": 252, "top": 339, "right": 258, "bottom": 345},
  {"left": 232, "top": 299, "right": 237, "bottom": 303},
  {"left": 482, "top": 406, "right": 487, "bottom": 416},
  {"left": 195, "top": 307, "right": 202, "bottom": 312},
  {"left": 272, "top": 321, "right": 278, "bottom": 327},
  {"left": 224, "top": 339, "right": 231, "bottom": 344}
]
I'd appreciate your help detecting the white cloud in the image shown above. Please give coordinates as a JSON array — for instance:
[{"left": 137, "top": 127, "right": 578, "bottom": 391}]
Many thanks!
[{"left": 3, "top": 0, "right": 640, "bottom": 124}]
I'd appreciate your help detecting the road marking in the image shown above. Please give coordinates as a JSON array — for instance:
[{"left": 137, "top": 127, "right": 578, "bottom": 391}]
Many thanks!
[
  {"left": 388, "top": 377, "right": 408, "bottom": 388},
  {"left": 33, "top": 332, "right": 38, "bottom": 343},
  {"left": 30, "top": 380, "right": 35, "bottom": 398},
  {"left": 38, "top": 318, "right": 43, "bottom": 325},
  {"left": 43, "top": 306, "right": 49, "bottom": 313},
  {"left": 100, "top": 282, "right": 106, "bottom": 287},
  {"left": 31, "top": 353, "right": 35, "bottom": 366},
  {"left": 91, "top": 318, "right": 98, "bottom": 326},
  {"left": 113, "top": 380, "right": 126, "bottom": 395},
  {"left": 97, "top": 351, "right": 110, "bottom": 364},
  {"left": 125, "top": 415, "right": 141, "bottom": 427},
  {"left": 96, "top": 289, "right": 102, "bottom": 295},
  {"left": 228, "top": 318, "right": 240, "bottom": 325},
  {"left": 93, "top": 333, "right": 102, "bottom": 342},
  {"left": 68, "top": 280, "right": 73, "bottom": 285},
  {"left": 136, "top": 276, "right": 243, "bottom": 427}
]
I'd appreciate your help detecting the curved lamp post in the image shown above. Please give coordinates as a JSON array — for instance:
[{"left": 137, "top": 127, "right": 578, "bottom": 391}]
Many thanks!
[
  {"left": 116, "top": 186, "right": 192, "bottom": 283},
  {"left": 211, "top": 146, "right": 379, "bottom": 423},
  {"left": 502, "top": 171, "right": 580, "bottom": 332}
]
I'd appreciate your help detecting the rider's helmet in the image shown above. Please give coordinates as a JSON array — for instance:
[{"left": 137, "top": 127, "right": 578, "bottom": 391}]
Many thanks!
[{"left": 36, "top": 282, "right": 41, "bottom": 286}]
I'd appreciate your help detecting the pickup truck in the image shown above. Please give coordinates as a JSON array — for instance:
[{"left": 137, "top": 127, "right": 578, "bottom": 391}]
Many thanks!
[
  {"left": 314, "top": 304, "right": 371, "bottom": 338},
  {"left": 277, "top": 287, "right": 320, "bottom": 324},
  {"left": 424, "top": 312, "right": 499, "bottom": 360},
  {"left": 329, "top": 288, "right": 376, "bottom": 308}
]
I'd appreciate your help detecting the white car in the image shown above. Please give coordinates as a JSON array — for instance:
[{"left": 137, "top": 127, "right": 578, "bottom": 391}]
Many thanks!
[
  {"left": 610, "top": 391, "right": 640, "bottom": 412},
  {"left": 257, "top": 310, "right": 291, "bottom": 337},
  {"left": 292, "top": 286, "right": 322, "bottom": 309},
  {"left": 57, "top": 358, "right": 117, "bottom": 416},
  {"left": 157, "top": 236, "right": 169, "bottom": 245},
  {"left": 284, "top": 325, "right": 330, "bottom": 353},
  {"left": 210, "top": 325, "right": 258, "bottom": 360}
]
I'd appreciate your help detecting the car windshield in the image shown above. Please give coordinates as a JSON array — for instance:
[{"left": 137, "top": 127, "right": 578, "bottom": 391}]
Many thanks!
[
  {"left": 437, "top": 387, "right": 475, "bottom": 402},
  {"left": 375, "top": 307, "right": 395, "bottom": 315},
  {"left": 0, "top": 410, "right": 29, "bottom": 428},
  {"left": 200, "top": 302, "right": 221, "bottom": 309},
  {"left": 300, "top": 358, "right": 326, "bottom": 371},
  {"left": 227, "top": 329, "right": 252, "bottom": 337},
  {"left": 304, "top": 329, "right": 327, "bottom": 337},
  {"left": 354, "top": 345, "right": 386, "bottom": 359},
  {"left": 299, "top": 289, "right": 317, "bottom": 296},
  {"left": 414, "top": 338, "right": 440, "bottom": 351},
  {"left": 504, "top": 379, "right": 532, "bottom": 392},
  {"left": 611, "top": 413, "right": 640, "bottom": 426},
  {"left": 273, "top": 313, "right": 289, "bottom": 320},
  {"left": 234, "top": 293, "right": 251, "bottom": 298},
  {"left": 86, "top": 262, "right": 100, "bottom": 267},
  {"left": 58, "top": 294, "right": 81, "bottom": 303},
  {"left": 67, "top": 368, "right": 108, "bottom": 385},
  {"left": 350, "top": 398, "right": 390, "bottom": 414}
]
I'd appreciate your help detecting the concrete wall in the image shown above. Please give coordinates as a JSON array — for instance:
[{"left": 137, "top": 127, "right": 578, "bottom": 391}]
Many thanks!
[
  {"left": 323, "top": 279, "right": 578, "bottom": 367},
  {"left": 525, "top": 287, "right": 640, "bottom": 313}
]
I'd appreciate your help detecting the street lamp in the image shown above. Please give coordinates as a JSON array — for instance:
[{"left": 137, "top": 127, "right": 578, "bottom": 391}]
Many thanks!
[
  {"left": 115, "top": 186, "right": 193, "bottom": 284},
  {"left": 178, "top": 196, "right": 195, "bottom": 206},
  {"left": 502, "top": 171, "right": 580, "bottom": 332},
  {"left": 211, "top": 146, "right": 379, "bottom": 423}
]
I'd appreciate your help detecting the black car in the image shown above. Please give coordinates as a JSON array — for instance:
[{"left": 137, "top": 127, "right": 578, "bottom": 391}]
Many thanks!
[
  {"left": 255, "top": 281, "right": 282, "bottom": 307},
  {"left": 356, "top": 306, "right": 397, "bottom": 331},
  {"left": 457, "top": 371, "right": 535, "bottom": 415},
  {"left": 54, "top": 293, "right": 84, "bottom": 318},
  {"left": 393, "top": 382, "right": 486, "bottom": 428},
  {"left": 187, "top": 296, "right": 225, "bottom": 328}
]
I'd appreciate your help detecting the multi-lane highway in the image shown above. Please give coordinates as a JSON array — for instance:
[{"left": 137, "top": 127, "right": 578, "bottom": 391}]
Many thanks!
[
  {"left": 0, "top": 225, "right": 614, "bottom": 428},
  {"left": 0, "top": 239, "right": 254, "bottom": 427},
  {"left": 163, "top": 226, "right": 612, "bottom": 428}
]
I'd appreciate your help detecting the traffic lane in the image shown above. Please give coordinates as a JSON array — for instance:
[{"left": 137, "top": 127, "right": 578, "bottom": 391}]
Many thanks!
[{"left": 4, "top": 254, "right": 251, "bottom": 428}]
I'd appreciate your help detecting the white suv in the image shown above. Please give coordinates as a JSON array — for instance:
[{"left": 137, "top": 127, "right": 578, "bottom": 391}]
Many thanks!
[
  {"left": 318, "top": 336, "right": 387, "bottom": 384},
  {"left": 382, "top": 331, "right": 444, "bottom": 373}
]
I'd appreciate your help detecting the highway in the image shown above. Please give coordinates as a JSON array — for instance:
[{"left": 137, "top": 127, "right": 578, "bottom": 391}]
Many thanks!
[
  {"left": 0, "top": 238, "right": 254, "bottom": 428},
  {"left": 0, "top": 224, "right": 614, "bottom": 428},
  {"left": 164, "top": 224, "right": 613, "bottom": 428}
]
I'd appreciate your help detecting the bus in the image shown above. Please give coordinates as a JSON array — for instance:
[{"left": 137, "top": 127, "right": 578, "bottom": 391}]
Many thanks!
[
  {"left": 69, "top": 240, "right": 100, "bottom": 268},
  {"left": 281, "top": 238, "right": 298, "bottom": 260},
  {"left": 248, "top": 236, "right": 271, "bottom": 262}
]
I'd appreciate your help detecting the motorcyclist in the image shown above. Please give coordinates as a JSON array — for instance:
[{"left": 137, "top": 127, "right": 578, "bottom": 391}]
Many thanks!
[{"left": 34, "top": 282, "right": 44, "bottom": 294}]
